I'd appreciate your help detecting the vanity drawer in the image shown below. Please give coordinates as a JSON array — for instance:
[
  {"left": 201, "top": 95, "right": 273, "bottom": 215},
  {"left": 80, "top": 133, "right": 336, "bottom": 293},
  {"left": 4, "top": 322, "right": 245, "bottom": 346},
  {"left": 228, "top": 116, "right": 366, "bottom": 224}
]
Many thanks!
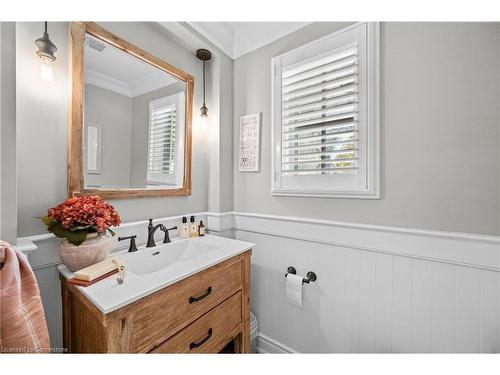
[
  {"left": 129, "top": 257, "right": 243, "bottom": 352},
  {"left": 151, "top": 291, "right": 242, "bottom": 353}
]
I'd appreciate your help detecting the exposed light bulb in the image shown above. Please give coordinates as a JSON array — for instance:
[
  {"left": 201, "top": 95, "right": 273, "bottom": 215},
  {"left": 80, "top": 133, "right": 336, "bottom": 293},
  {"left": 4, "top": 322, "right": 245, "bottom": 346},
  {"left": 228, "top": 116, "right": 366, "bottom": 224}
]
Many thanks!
[
  {"left": 199, "top": 114, "right": 208, "bottom": 129},
  {"left": 35, "top": 22, "right": 57, "bottom": 82},
  {"left": 40, "top": 60, "right": 53, "bottom": 82}
]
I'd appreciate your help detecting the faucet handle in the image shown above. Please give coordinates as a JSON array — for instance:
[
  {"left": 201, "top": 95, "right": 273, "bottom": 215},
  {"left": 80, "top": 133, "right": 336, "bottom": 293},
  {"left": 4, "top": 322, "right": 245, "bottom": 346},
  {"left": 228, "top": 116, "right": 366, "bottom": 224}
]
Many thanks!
[
  {"left": 118, "top": 235, "right": 138, "bottom": 252},
  {"left": 148, "top": 218, "right": 153, "bottom": 227},
  {"left": 162, "top": 226, "right": 177, "bottom": 243}
]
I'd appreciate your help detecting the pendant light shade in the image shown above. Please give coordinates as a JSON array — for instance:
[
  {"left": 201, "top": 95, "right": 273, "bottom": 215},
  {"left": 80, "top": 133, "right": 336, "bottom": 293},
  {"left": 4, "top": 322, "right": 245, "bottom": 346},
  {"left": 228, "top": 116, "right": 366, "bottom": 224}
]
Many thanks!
[
  {"left": 196, "top": 49, "right": 212, "bottom": 117},
  {"left": 35, "top": 22, "right": 57, "bottom": 63},
  {"left": 200, "top": 103, "right": 208, "bottom": 117},
  {"left": 35, "top": 22, "right": 57, "bottom": 82}
]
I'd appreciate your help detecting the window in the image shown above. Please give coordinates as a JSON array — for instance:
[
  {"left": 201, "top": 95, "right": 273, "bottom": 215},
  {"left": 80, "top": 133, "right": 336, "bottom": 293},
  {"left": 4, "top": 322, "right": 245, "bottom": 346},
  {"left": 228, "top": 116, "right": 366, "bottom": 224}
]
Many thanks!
[
  {"left": 271, "top": 23, "right": 379, "bottom": 198},
  {"left": 147, "top": 92, "right": 184, "bottom": 186}
]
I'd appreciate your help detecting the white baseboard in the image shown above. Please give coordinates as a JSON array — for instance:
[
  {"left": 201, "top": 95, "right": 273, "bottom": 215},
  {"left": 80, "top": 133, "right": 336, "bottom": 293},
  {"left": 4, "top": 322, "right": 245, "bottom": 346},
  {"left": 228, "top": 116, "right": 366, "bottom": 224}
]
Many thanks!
[{"left": 256, "top": 333, "right": 297, "bottom": 354}]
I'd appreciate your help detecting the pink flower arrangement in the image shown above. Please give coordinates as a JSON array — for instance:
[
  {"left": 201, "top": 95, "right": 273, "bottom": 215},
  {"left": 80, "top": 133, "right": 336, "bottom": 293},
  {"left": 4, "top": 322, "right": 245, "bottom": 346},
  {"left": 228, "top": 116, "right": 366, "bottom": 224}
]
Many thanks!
[{"left": 41, "top": 196, "right": 121, "bottom": 245}]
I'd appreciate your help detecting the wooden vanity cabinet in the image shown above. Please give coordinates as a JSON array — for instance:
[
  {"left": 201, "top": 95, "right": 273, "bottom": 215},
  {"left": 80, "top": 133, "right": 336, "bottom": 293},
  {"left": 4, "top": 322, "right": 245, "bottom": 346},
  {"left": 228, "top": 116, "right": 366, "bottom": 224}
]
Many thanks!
[{"left": 60, "top": 250, "right": 251, "bottom": 353}]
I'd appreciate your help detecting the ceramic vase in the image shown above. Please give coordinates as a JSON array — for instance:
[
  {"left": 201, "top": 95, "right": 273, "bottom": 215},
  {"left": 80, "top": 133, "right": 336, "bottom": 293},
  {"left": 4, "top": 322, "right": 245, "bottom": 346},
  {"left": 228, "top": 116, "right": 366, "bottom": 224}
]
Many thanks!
[{"left": 59, "top": 233, "right": 111, "bottom": 272}]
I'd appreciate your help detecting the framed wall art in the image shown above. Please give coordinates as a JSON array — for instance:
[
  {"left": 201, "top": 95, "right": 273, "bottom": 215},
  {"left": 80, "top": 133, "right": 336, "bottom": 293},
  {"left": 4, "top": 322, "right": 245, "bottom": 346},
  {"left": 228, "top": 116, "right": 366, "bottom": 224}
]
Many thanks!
[{"left": 238, "top": 113, "right": 261, "bottom": 172}]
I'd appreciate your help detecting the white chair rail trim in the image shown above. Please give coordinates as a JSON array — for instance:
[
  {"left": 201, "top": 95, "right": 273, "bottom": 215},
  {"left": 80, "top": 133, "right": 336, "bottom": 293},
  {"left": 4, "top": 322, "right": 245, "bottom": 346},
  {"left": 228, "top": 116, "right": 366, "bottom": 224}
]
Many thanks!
[
  {"left": 18, "top": 211, "right": 500, "bottom": 271},
  {"left": 207, "top": 211, "right": 500, "bottom": 271}
]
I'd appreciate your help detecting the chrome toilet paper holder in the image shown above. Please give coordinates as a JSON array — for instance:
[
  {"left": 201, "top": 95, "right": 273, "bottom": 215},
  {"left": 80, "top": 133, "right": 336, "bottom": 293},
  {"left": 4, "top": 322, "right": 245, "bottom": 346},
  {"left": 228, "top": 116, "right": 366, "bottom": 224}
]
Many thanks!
[{"left": 285, "top": 266, "right": 317, "bottom": 284}]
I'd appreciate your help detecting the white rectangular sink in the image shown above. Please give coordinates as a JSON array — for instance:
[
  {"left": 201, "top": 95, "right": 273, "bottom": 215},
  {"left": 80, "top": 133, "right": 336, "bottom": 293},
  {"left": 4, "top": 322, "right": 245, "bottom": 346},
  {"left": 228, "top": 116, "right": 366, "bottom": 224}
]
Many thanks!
[
  {"left": 124, "top": 238, "right": 224, "bottom": 275},
  {"left": 58, "top": 235, "right": 255, "bottom": 314}
]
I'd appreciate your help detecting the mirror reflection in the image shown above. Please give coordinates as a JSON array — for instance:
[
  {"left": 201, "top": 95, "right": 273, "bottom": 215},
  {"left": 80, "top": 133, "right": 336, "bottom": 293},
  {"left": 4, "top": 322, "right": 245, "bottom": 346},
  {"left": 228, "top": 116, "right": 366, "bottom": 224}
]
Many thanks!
[{"left": 83, "top": 34, "right": 186, "bottom": 190}]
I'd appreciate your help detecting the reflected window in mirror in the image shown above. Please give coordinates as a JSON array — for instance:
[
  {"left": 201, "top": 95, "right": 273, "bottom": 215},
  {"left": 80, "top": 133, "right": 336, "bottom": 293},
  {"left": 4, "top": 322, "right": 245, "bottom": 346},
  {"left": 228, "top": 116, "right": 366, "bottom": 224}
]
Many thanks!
[
  {"left": 147, "top": 92, "right": 185, "bottom": 187},
  {"left": 85, "top": 123, "right": 102, "bottom": 178}
]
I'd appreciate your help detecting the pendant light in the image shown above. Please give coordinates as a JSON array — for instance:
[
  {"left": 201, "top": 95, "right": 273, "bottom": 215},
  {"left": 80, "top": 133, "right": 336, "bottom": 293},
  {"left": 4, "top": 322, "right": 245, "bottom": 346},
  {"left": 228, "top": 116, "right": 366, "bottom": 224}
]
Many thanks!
[
  {"left": 196, "top": 49, "right": 212, "bottom": 117},
  {"left": 35, "top": 22, "right": 57, "bottom": 82}
]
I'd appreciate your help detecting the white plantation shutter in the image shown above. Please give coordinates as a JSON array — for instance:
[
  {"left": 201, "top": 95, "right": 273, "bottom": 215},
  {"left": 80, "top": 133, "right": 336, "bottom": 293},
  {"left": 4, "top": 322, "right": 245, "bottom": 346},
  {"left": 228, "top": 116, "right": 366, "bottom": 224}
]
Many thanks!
[
  {"left": 281, "top": 44, "right": 358, "bottom": 177},
  {"left": 272, "top": 22, "right": 379, "bottom": 198},
  {"left": 147, "top": 102, "right": 177, "bottom": 184}
]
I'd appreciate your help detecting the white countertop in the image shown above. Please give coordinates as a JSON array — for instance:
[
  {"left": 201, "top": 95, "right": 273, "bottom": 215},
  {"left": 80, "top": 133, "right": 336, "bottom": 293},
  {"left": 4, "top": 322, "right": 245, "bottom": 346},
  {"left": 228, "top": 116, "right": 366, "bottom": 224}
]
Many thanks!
[{"left": 57, "top": 235, "right": 254, "bottom": 314}]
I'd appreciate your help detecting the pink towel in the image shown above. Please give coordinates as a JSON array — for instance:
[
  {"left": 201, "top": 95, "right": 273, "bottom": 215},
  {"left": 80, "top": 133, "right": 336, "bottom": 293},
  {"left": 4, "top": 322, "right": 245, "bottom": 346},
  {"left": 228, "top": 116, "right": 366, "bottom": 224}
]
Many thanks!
[{"left": 0, "top": 241, "right": 50, "bottom": 353}]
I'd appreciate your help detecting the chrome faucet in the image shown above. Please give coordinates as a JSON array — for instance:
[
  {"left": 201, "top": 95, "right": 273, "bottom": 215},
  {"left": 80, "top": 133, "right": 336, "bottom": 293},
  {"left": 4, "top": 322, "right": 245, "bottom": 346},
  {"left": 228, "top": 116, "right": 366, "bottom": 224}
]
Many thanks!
[{"left": 146, "top": 219, "right": 165, "bottom": 248}]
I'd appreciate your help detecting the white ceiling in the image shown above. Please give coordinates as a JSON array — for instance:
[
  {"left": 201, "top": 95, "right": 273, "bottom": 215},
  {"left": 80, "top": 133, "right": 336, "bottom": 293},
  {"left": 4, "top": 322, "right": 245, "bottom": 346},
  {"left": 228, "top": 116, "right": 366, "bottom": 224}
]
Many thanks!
[
  {"left": 84, "top": 34, "right": 178, "bottom": 97},
  {"left": 187, "top": 22, "right": 311, "bottom": 59}
]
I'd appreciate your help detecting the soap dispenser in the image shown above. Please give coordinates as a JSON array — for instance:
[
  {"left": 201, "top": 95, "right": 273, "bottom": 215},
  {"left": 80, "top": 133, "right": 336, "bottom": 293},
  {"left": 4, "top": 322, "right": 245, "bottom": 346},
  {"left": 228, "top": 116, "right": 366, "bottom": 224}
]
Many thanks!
[
  {"left": 190, "top": 216, "right": 198, "bottom": 237},
  {"left": 180, "top": 216, "right": 189, "bottom": 239},
  {"left": 198, "top": 220, "right": 205, "bottom": 237}
]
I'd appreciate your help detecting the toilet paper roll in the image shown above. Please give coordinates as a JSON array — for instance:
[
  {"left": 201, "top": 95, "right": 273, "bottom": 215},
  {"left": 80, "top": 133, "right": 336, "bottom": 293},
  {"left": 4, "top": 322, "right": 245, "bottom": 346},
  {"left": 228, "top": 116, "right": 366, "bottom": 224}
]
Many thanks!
[{"left": 286, "top": 273, "right": 303, "bottom": 307}]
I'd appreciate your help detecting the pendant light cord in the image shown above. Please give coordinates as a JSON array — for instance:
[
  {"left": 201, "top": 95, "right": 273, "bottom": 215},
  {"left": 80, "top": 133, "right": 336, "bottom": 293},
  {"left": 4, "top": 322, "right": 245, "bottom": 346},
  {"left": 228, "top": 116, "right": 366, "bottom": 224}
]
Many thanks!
[
  {"left": 202, "top": 60, "right": 206, "bottom": 106},
  {"left": 196, "top": 48, "right": 211, "bottom": 116}
]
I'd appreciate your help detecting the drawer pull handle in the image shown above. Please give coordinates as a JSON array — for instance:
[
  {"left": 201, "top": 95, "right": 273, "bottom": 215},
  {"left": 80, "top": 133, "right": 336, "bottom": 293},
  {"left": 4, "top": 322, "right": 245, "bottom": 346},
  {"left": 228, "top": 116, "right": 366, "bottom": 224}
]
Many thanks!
[
  {"left": 189, "top": 328, "right": 213, "bottom": 349},
  {"left": 189, "top": 287, "right": 212, "bottom": 303}
]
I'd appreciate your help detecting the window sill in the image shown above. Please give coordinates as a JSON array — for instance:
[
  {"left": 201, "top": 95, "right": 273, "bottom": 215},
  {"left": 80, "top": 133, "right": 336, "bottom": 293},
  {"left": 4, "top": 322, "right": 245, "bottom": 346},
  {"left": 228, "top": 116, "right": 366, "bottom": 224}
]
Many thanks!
[{"left": 271, "top": 188, "right": 380, "bottom": 199}]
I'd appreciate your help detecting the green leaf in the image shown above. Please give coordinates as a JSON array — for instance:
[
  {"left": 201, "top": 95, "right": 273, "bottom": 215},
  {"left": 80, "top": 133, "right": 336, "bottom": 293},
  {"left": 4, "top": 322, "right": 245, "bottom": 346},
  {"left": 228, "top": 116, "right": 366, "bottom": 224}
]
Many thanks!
[
  {"left": 42, "top": 220, "right": 88, "bottom": 246},
  {"left": 39, "top": 216, "right": 90, "bottom": 245},
  {"left": 47, "top": 221, "right": 71, "bottom": 238},
  {"left": 65, "top": 230, "right": 88, "bottom": 246},
  {"left": 41, "top": 216, "right": 55, "bottom": 228},
  {"left": 107, "top": 228, "right": 116, "bottom": 236}
]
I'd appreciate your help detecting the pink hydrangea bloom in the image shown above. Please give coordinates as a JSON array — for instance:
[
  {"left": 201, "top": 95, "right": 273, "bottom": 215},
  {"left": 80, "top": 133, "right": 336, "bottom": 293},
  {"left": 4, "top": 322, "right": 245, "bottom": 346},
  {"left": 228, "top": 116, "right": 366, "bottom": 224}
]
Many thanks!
[{"left": 47, "top": 196, "right": 121, "bottom": 233}]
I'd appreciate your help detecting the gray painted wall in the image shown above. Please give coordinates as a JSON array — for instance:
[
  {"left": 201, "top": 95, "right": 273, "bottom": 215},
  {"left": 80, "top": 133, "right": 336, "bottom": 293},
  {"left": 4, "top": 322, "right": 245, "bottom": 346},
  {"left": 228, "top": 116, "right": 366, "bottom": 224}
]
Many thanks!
[
  {"left": 233, "top": 22, "right": 500, "bottom": 235},
  {"left": 16, "top": 22, "right": 69, "bottom": 237},
  {"left": 218, "top": 55, "right": 234, "bottom": 213},
  {"left": 178, "top": 24, "right": 235, "bottom": 214},
  {"left": 1, "top": 23, "right": 17, "bottom": 244},
  {"left": 16, "top": 22, "right": 210, "bottom": 236},
  {"left": 84, "top": 84, "right": 132, "bottom": 188}
]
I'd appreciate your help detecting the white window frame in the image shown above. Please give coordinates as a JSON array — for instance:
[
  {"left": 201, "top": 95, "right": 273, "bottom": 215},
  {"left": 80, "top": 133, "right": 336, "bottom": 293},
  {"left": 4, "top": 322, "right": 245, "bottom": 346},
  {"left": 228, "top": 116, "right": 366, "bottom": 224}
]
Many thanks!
[
  {"left": 271, "top": 22, "right": 380, "bottom": 199},
  {"left": 147, "top": 92, "right": 185, "bottom": 187},
  {"left": 84, "top": 122, "right": 102, "bottom": 175}
]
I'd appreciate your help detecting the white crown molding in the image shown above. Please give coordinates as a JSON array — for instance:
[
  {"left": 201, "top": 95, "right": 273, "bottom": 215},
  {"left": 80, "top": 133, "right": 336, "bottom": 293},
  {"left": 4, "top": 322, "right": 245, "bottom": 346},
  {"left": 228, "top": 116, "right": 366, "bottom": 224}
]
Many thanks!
[
  {"left": 219, "top": 22, "right": 237, "bottom": 34},
  {"left": 85, "top": 69, "right": 132, "bottom": 97},
  {"left": 186, "top": 22, "right": 312, "bottom": 59},
  {"left": 232, "top": 22, "right": 312, "bottom": 59},
  {"left": 186, "top": 22, "right": 235, "bottom": 58},
  {"left": 85, "top": 69, "right": 177, "bottom": 98},
  {"left": 128, "top": 72, "right": 177, "bottom": 98},
  {"left": 156, "top": 22, "right": 213, "bottom": 52}
]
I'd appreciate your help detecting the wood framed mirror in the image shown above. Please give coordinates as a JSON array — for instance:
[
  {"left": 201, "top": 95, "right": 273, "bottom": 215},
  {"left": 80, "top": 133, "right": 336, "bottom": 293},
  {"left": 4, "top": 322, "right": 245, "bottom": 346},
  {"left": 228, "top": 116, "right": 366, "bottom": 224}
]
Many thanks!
[{"left": 68, "top": 22, "right": 194, "bottom": 199}]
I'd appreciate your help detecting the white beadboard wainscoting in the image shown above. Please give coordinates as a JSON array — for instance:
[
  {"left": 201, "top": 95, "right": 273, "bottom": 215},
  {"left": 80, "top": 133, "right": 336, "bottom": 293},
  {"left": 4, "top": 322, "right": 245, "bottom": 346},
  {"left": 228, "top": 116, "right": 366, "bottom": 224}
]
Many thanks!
[
  {"left": 207, "top": 212, "right": 500, "bottom": 353},
  {"left": 20, "top": 211, "right": 499, "bottom": 353}
]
